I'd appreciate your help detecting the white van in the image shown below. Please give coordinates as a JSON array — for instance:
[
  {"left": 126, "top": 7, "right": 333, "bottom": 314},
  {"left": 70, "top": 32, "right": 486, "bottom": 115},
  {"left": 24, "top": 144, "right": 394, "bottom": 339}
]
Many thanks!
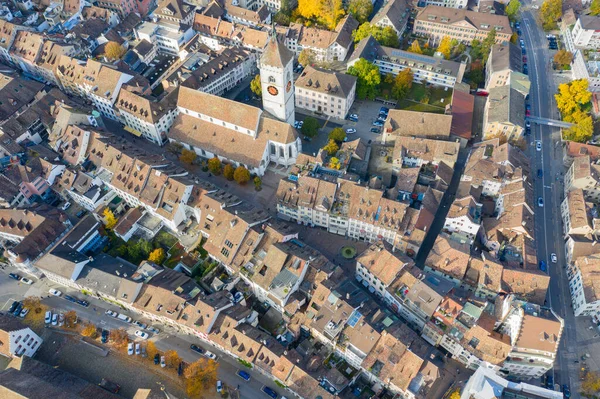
[{"left": 117, "top": 313, "right": 132, "bottom": 323}]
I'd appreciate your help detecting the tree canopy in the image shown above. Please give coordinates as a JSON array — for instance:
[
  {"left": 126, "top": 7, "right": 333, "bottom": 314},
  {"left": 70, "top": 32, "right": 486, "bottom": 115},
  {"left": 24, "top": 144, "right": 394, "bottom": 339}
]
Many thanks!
[
  {"left": 179, "top": 149, "right": 197, "bottom": 164},
  {"left": 436, "top": 36, "right": 453, "bottom": 59},
  {"left": 148, "top": 248, "right": 165, "bottom": 264},
  {"left": 301, "top": 117, "right": 320, "bottom": 137},
  {"left": 223, "top": 164, "right": 235, "bottom": 180},
  {"left": 553, "top": 50, "right": 573, "bottom": 68},
  {"left": 298, "top": 49, "right": 315, "bottom": 67},
  {"left": 540, "top": 0, "right": 562, "bottom": 30},
  {"left": 208, "top": 157, "right": 222, "bottom": 174},
  {"left": 555, "top": 79, "right": 593, "bottom": 143},
  {"left": 391, "top": 68, "right": 413, "bottom": 99},
  {"left": 407, "top": 40, "right": 423, "bottom": 54},
  {"left": 104, "top": 41, "right": 125, "bottom": 59},
  {"left": 323, "top": 139, "right": 339, "bottom": 156},
  {"left": 250, "top": 75, "right": 262, "bottom": 97},
  {"left": 103, "top": 208, "right": 118, "bottom": 230},
  {"left": 347, "top": 58, "right": 380, "bottom": 100},
  {"left": 328, "top": 127, "right": 346, "bottom": 143},
  {"left": 297, "top": 0, "right": 345, "bottom": 30},
  {"left": 233, "top": 166, "right": 251, "bottom": 184},
  {"left": 506, "top": 0, "right": 521, "bottom": 21},
  {"left": 184, "top": 359, "right": 219, "bottom": 398},
  {"left": 592, "top": 0, "right": 600, "bottom": 16},
  {"left": 347, "top": 0, "right": 373, "bottom": 24},
  {"left": 352, "top": 23, "right": 399, "bottom": 47}
]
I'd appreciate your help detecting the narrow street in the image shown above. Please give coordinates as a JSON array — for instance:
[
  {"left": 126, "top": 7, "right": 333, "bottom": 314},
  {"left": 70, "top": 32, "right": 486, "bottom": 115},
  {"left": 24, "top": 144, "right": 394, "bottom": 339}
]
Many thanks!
[{"left": 521, "top": 2, "right": 580, "bottom": 392}]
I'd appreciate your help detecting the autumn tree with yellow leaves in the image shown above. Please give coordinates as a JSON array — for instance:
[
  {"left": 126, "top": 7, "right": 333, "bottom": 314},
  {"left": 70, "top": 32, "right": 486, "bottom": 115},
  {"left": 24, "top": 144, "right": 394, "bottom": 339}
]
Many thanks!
[
  {"left": 184, "top": 358, "right": 219, "bottom": 398},
  {"left": 407, "top": 40, "right": 423, "bottom": 54},
  {"left": 555, "top": 79, "right": 593, "bottom": 143},
  {"left": 103, "top": 208, "right": 118, "bottom": 230},
  {"left": 436, "top": 36, "right": 453, "bottom": 59},
  {"left": 297, "top": 0, "right": 345, "bottom": 30}
]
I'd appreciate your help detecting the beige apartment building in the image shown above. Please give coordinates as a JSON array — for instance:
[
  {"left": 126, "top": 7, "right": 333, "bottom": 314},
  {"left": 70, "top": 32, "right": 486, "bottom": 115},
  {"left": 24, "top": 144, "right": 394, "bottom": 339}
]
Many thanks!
[{"left": 413, "top": 6, "right": 512, "bottom": 45}]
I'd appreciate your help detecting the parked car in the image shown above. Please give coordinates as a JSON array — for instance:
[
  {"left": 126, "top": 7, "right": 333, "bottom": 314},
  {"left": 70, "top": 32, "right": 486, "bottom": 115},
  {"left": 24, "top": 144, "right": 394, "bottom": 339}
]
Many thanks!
[
  {"left": 61, "top": 202, "right": 71, "bottom": 211},
  {"left": 546, "top": 375, "right": 554, "bottom": 389},
  {"left": 217, "top": 381, "right": 223, "bottom": 393},
  {"left": 101, "top": 329, "right": 109, "bottom": 344},
  {"left": 9, "top": 301, "right": 20, "bottom": 313},
  {"left": 52, "top": 313, "right": 58, "bottom": 326},
  {"left": 12, "top": 302, "right": 22, "bottom": 317},
  {"left": 345, "top": 128, "right": 356, "bottom": 134},
  {"left": 99, "top": 379, "right": 121, "bottom": 394},
  {"left": 135, "top": 330, "right": 149, "bottom": 339},
  {"left": 133, "top": 320, "right": 147, "bottom": 329},
  {"left": 262, "top": 386, "right": 278, "bottom": 399},
  {"left": 49, "top": 289, "right": 62, "bottom": 297},
  {"left": 537, "top": 169, "right": 543, "bottom": 178},
  {"left": 562, "top": 384, "right": 571, "bottom": 398},
  {"left": 141, "top": 345, "right": 147, "bottom": 358},
  {"left": 370, "top": 127, "right": 380, "bottom": 134},
  {"left": 77, "top": 300, "right": 89, "bottom": 308},
  {"left": 539, "top": 260, "right": 547, "bottom": 272},
  {"left": 76, "top": 210, "right": 85, "bottom": 218},
  {"left": 105, "top": 310, "right": 118, "bottom": 317},
  {"left": 148, "top": 327, "right": 160, "bottom": 334},
  {"left": 160, "top": 356, "right": 166, "bottom": 368},
  {"left": 551, "top": 253, "right": 558, "bottom": 263},
  {"left": 205, "top": 351, "right": 217, "bottom": 360},
  {"left": 536, "top": 141, "right": 542, "bottom": 151},
  {"left": 348, "top": 113, "right": 358, "bottom": 120},
  {"left": 523, "top": 64, "right": 528, "bottom": 75},
  {"left": 45, "top": 311, "right": 52, "bottom": 324},
  {"left": 154, "top": 354, "right": 160, "bottom": 365},
  {"left": 178, "top": 361, "right": 184, "bottom": 376},
  {"left": 379, "top": 106, "right": 389, "bottom": 114},
  {"left": 190, "top": 344, "right": 204, "bottom": 354},
  {"left": 135, "top": 343, "right": 141, "bottom": 355},
  {"left": 237, "top": 370, "right": 251, "bottom": 381},
  {"left": 59, "top": 313, "right": 64, "bottom": 326},
  {"left": 20, "top": 278, "right": 33, "bottom": 285},
  {"left": 373, "top": 120, "right": 384, "bottom": 127},
  {"left": 525, "top": 121, "right": 531, "bottom": 128},
  {"left": 538, "top": 197, "right": 544, "bottom": 207},
  {"left": 19, "top": 308, "right": 29, "bottom": 318},
  {"left": 127, "top": 342, "right": 134, "bottom": 355},
  {"left": 117, "top": 314, "right": 132, "bottom": 323},
  {"left": 8, "top": 273, "right": 20, "bottom": 281},
  {"left": 64, "top": 295, "right": 78, "bottom": 303}
]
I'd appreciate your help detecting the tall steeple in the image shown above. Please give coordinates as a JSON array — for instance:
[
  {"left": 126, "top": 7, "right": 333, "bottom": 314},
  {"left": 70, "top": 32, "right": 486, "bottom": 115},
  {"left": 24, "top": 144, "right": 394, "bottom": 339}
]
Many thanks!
[{"left": 259, "top": 27, "right": 295, "bottom": 125}]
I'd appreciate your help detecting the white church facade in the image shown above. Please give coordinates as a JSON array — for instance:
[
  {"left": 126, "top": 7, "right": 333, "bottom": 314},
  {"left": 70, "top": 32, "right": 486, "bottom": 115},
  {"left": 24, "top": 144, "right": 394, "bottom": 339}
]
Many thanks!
[{"left": 166, "top": 32, "right": 301, "bottom": 176}]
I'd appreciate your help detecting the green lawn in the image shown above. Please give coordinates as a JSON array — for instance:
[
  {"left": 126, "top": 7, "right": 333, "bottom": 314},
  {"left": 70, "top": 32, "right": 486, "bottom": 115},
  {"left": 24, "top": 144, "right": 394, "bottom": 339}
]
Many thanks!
[
  {"left": 396, "top": 100, "right": 446, "bottom": 114},
  {"left": 380, "top": 81, "right": 451, "bottom": 114}
]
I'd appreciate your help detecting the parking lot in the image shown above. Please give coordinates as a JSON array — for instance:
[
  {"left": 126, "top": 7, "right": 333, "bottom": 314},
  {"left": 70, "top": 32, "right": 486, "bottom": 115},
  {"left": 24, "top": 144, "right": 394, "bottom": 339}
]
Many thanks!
[{"left": 36, "top": 331, "right": 187, "bottom": 399}]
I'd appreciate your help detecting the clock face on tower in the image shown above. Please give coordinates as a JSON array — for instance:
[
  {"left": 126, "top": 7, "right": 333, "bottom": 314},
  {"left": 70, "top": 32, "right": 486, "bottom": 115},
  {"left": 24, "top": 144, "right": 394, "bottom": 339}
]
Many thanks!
[
  {"left": 286, "top": 81, "right": 292, "bottom": 93},
  {"left": 267, "top": 86, "right": 279, "bottom": 96}
]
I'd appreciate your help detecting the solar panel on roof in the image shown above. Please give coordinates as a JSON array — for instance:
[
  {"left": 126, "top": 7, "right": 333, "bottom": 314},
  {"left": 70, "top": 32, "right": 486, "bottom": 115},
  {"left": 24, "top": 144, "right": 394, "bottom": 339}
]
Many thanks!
[
  {"left": 389, "top": 49, "right": 438, "bottom": 65},
  {"left": 348, "top": 309, "right": 362, "bottom": 328}
]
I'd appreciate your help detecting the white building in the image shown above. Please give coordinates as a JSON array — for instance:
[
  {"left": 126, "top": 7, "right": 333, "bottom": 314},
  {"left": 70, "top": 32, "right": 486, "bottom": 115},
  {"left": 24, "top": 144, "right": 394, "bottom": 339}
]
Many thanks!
[
  {"left": 443, "top": 196, "right": 482, "bottom": 245},
  {"left": 135, "top": 21, "right": 195, "bottom": 57},
  {"left": 572, "top": 16, "right": 600, "bottom": 49},
  {"left": 461, "top": 367, "right": 563, "bottom": 399},
  {"left": 260, "top": 31, "right": 295, "bottom": 125},
  {"left": 371, "top": 0, "right": 410, "bottom": 37},
  {"left": 425, "top": 0, "right": 468, "bottom": 9},
  {"left": 349, "top": 36, "right": 467, "bottom": 89},
  {"left": 569, "top": 254, "right": 600, "bottom": 320},
  {"left": 0, "top": 314, "right": 43, "bottom": 358},
  {"left": 295, "top": 66, "right": 356, "bottom": 120},
  {"left": 66, "top": 172, "right": 117, "bottom": 212}
]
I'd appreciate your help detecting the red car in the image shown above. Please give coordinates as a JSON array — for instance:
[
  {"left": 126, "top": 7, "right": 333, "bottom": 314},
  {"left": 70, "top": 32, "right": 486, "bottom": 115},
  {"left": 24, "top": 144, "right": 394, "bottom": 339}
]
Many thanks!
[
  {"left": 523, "top": 56, "right": 527, "bottom": 63},
  {"left": 526, "top": 109, "right": 531, "bottom": 116}
]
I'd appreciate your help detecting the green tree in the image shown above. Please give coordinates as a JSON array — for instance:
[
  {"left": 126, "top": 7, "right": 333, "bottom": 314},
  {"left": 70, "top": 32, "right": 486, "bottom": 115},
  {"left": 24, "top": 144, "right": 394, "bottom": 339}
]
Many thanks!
[
  {"left": 506, "top": 0, "right": 521, "bottom": 21},
  {"left": 592, "top": 0, "right": 600, "bottom": 16},
  {"left": 481, "top": 28, "right": 497, "bottom": 61},
  {"left": 436, "top": 36, "right": 453, "bottom": 59},
  {"left": 323, "top": 139, "right": 339, "bottom": 156},
  {"left": 273, "top": 10, "right": 291, "bottom": 25},
  {"left": 328, "top": 127, "right": 346, "bottom": 143},
  {"left": 208, "top": 157, "right": 222, "bottom": 175},
  {"left": 347, "top": 58, "right": 381, "bottom": 100},
  {"left": 301, "top": 117, "right": 320, "bottom": 137},
  {"left": 540, "top": 0, "right": 562, "bottom": 30},
  {"left": 223, "top": 164, "right": 235, "bottom": 180},
  {"left": 348, "top": 0, "right": 373, "bottom": 24},
  {"left": 352, "top": 23, "right": 398, "bottom": 47},
  {"left": 250, "top": 75, "right": 262, "bottom": 97},
  {"left": 179, "top": 148, "right": 197, "bottom": 164},
  {"left": 407, "top": 40, "right": 423, "bottom": 54},
  {"left": 392, "top": 68, "right": 413, "bottom": 99},
  {"left": 233, "top": 166, "right": 251, "bottom": 184},
  {"left": 298, "top": 49, "right": 315, "bottom": 67}
]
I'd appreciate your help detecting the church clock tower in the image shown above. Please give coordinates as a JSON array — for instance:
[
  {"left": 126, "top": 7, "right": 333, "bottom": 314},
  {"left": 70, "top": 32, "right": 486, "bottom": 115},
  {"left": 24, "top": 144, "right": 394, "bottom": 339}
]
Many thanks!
[{"left": 259, "top": 28, "right": 295, "bottom": 126}]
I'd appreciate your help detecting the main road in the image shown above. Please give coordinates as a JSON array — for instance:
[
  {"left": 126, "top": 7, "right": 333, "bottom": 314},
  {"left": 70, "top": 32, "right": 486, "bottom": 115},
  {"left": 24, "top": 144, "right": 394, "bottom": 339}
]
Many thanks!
[{"left": 521, "top": 3, "right": 580, "bottom": 393}]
